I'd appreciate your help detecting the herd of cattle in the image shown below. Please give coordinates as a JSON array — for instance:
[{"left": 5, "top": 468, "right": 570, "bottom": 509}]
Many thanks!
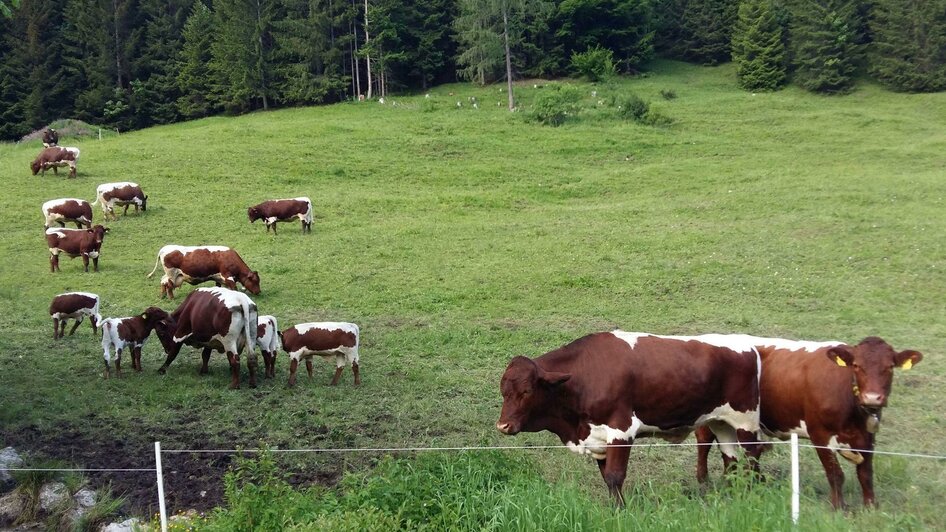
[
  {"left": 35, "top": 129, "right": 359, "bottom": 389},
  {"left": 32, "top": 129, "right": 925, "bottom": 511}
]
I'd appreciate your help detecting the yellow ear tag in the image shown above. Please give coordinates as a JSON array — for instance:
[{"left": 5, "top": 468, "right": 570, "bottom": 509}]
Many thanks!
[
  {"left": 835, "top": 357, "right": 847, "bottom": 367},
  {"left": 901, "top": 359, "right": 913, "bottom": 370}
]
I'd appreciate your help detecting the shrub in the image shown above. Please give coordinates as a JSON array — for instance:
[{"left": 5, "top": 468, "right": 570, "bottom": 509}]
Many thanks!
[
  {"left": 660, "top": 88, "right": 678, "bottom": 100},
  {"left": 616, "top": 93, "right": 650, "bottom": 121},
  {"left": 530, "top": 84, "right": 582, "bottom": 126},
  {"left": 570, "top": 46, "right": 618, "bottom": 82}
]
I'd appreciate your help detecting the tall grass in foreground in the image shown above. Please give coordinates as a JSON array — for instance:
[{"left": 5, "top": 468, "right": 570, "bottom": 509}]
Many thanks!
[{"left": 192, "top": 451, "right": 911, "bottom": 531}]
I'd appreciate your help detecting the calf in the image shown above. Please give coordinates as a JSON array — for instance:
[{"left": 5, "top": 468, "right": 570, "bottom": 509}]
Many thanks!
[
  {"left": 147, "top": 245, "right": 261, "bottom": 299},
  {"left": 93, "top": 182, "right": 148, "bottom": 220},
  {"left": 45, "top": 225, "right": 109, "bottom": 272},
  {"left": 257, "top": 315, "right": 280, "bottom": 378},
  {"left": 497, "top": 331, "right": 762, "bottom": 506},
  {"left": 100, "top": 307, "right": 170, "bottom": 378},
  {"left": 694, "top": 335, "right": 922, "bottom": 509},
  {"left": 153, "top": 287, "right": 259, "bottom": 389},
  {"left": 247, "top": 197, "right": 313, "bottom": 234},
  {"left": 280, "top": 322, "right": 360, "bottom": 387},
  {"left": 31, "top": 146, "right": 80, "bottom": 178},
  {"left": 49, "top": 292, "right": 101, "bottom": 339},
  {"left": 42, "top": 198, "right": 93, "bottom": 229}
]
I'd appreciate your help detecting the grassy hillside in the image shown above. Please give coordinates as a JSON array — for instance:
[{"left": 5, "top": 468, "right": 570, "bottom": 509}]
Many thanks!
[{"left": 0, "top": 60, "right": 944, "bottom": 528}]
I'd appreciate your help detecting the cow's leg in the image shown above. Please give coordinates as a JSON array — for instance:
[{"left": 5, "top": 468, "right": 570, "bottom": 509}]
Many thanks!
[
  {"left": 82, "top": 254, "right": 90, "bottom": 272},
  {"left": 306, "top": 358, "right": 314, "bottom": 379},
  {"left": 123, "top": 204, "right": 130, "bottom": 215},
  {"left": 352, "top": 362, "right": 361, "bottom": 385},
  {"left": 92, "top": 256, "right": 99, "bottom": 272},
  {"left": 103, "top": 358, "right": 110, "bottom": 379},
  {"left": 74, "top": 221, "right": 83, "bottom": 229},
  {"left": 59, "top": 319, "right": 67, "bottom": 338},
  {"left": 50, "top": 253, "right": 59, "bottom": 272},
  {"left": 288, "top": 358, "right": 298, "bottom": 387},
  {"left": 133, "top": 346, "right": 142, "bottom": 371},
  {"left": 261, "top": 351, "right": 272, "bottom": 378},
  {"left": 811, "top": 433, "right": 846, "bottom": 510},
  {"left": 227, "top": 352, "right": 241, "bottom": 389},
  {"left": 69, "top": 163, "right": 76, "bottom": 178},
  {"left": 199, "top": 347, "right": 212, "bottom": 374},
  {"left": 695, "top": 425, "right": 715, "bottom": 484},
  {"left": 246, "top": 350, "right": 258, "bottom": 388},
  {"left": 853, "top": 435, "right": 876, "bottom": 507},
  {"left": 115, "top": 348, "right": 123, "bottom": 378},
  {"left": 599, "top": 438, "right": 632, "bottom": 508},
  {"left": 53, "top": 318, "right": 60, "bottom": 339},
  {"left": 157, "top": 349, "right": 181, "bottom": 374},
  {"left": 68, "top": 319, "right": 82, "bottom": 336}
]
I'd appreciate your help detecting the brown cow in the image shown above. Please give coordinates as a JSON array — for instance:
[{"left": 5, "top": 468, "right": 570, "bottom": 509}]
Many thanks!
[
  {"left": 280, "top": 322, "right": 360, "bottom": 387},
  {"left": 153, "top": 287, "right": 259, "bottom": 389},
  {"left": 31, "top": 147, "right": 80, "bottom": 178},
  {"left": 147, "top": 245, "right": 261, "bottom": 299},
  {"left": 99, "top": 307, "right": 170, "bottom": 378},
  {"left": 49, "top": 292, "right": 101, "bottom": 339},
  {"left": 93, "top": 182, "right": 148, "bottom": 220},
  {"left": 496, "top": 331, "right": 763, "bottom": 506},
  {"left": 694, "top": 335, "right": 922, "bottom": 509},
  {"left": 247, "top": 197, "right": 313, "bottom": 234},
  {"left": 42, "top": 128, "right": 59, "bottom": 147},
  {"left": 256, "top": 315, "right": 280, "bottom": 378},
  {"left": 45, "top": 225, "right": 109, "bottom": 272},
  {"left": 42, "top": 198, "right": 93, "bottom": 229}
]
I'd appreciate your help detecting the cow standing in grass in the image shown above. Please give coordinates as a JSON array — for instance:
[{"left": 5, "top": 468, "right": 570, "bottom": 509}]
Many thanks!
[
  {"left": 100, "top": 307, "right": 170, "bottom": 378},
  {"left": 280, "top": 322, "right": 360, "bottom": 386},
  {"left": 45, "top": 225, "right": 109, "bottom": 272},
  {"left": 247, "top": 197, "right": 313, "bottom": 234},
  {"left": 147, "top": 245, "right": 261, "bottom": 299},
  {"left": 93, "top": 182, "right": 148, "bottom": 219},
  {"left": 42, "top": 198, "right": 93, "bottom": 229},
  {"left": 694, "top": 335, "right": 923, "bottom": 509},
  {"left": 31, "top": 147, "right": 80, "bottom": 178},
  {"left": 257, "top": 315, "right": 280, "bottom": 378},
  {"left": 49, "top": 292, "right": 101, "bottom": 339}
]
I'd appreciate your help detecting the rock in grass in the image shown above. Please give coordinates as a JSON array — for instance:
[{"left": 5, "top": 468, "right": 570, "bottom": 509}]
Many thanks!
[
  {"left": 100, "top": 517, "right": 140, "bottom": 532},
  {"left": 0, "top": 447, "right": 23, "bottom": 491},
  {"left": 39, "top": 482, "right": 68, "bottom": 513}
]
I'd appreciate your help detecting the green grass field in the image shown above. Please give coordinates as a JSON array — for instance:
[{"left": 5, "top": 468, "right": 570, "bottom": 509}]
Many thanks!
[{"left": 1, "top": 60, "right": 944, "bottom": 529}]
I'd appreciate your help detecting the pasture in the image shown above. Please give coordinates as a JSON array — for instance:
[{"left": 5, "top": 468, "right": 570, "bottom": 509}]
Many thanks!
[{"left": 0, "top": 60, "right": 944, "bottom": 529}]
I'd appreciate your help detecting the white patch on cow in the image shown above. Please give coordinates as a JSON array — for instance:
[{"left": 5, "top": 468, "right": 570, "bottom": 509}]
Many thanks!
[
  {"left": 766, "top": 420, "right": 809, "bottom": 439},
  {"left": 198, "top": 287, "right": 255, "bottom": 309},
  {"left": 288, "top": 322, "right": 359, "bottom": 366},
  {"left": 51, "top": 292, "right": 101, "bottom": 323},
  {"left": 101, "top": 316, "right": 150, "bottom": 363},
  {"left": 45, "top": 228, "right": 69, "bottom": 238},
  {"left": 694, "top": 402, "right": 759, "bottom": 433},
  {"left": 160, "top": 244, "right": 231, "bottom": 256},
  {"left": 87, "top": 250, "right": 99, "bottom": 258},
  {"left": 41, "top": 198, "right": 91, "bottom": 227},
  {"left": 256, "top": 315, "right": 279, "bottom": 352},
  {"left": 63, "top": 147, "right": 80, "bottom": 159},
  {"left": 265, "top": 216, "right": 279, "bottom": 225},
  {"left": 95, "top": 182, "right": 143, "bottom": 214},
  {"left": 611, "top": 331, "right": 841, "bottom": 354}
]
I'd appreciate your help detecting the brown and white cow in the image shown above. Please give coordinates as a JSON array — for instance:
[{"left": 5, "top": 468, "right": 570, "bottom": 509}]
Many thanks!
[
  {"left": 280, "top": 322, "right": 360, "bottom": 387},
  {"left": 694, "top": 335, "right": 922, "bottom": 509},
  {"left": 147, "top": 245, "right": 261, "bottom": 299},
  {"left": 49, "top": 292, "right": 101, "bottom": 339},
  {"left": 42, "top": 198, "right": 93, "bottom": 229},
  {"left": 256, "top": 315, "right": 280, "bottom": 379},
  {"left": 93, "top": 182, "right": 148, "bottom": 219},
  {"left": 31, "top": 146, "right": 80, "bottom": 178},
  {"left": 100, "top": 307, "right": 170, "bottom": 378},
  {"left": 247, "top": 197, "right": 313, "bottom": 234},
  {"left": 496, "top": 331, "right": 763, "bottom": 506},
  {"left": 153, "top": 287, "right": 259, "bottom": 389},
  {"left": 45, "top": 225, "right": 109, "bottom": 272}
]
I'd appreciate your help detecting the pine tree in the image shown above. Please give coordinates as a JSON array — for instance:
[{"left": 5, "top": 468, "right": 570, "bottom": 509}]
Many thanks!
[
  {"left": 454, "top": 0, "right": 505, "bottom": 85},
  {"left": 732, "top": 0, "right": 785, "bottom": 91},
  {"left": 132, "top": 0, "right": 192, "bottom": 127},
  {"left": 177, "top": 1, "right": 215, "bottom": 117},
  {"left": 210, "top": 0, "right": 276, "bottom": 112},
  {"left": 789, "top": 0, "right": 861, "bottom": 93},
  {"left": 681, "top": 0, "right": 738, "bottom": 64},
  {"left": 555, "top": 0, "right": 655, "bottom": 73},
  {"left": 869, "top": 0, "right": 946, "bottom": 92}
]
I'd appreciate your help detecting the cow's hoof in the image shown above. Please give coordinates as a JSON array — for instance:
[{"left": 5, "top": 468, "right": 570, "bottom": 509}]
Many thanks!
[{"left": 229, "top": 384, "right": 240, "bottom": 390}]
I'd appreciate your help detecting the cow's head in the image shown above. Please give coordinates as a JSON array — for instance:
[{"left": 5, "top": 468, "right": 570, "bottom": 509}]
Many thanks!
[
  {"left": 30, "top": 159, "right": 42, "bottom": 175},
  {"left": 152, "top": 315, "right": 180, "bottom": 355},
  {"left": 90, "top": 312, "right": 101, "bottom": 334},
  {"left": 827, "top": 337, "right": 922, "bottom": 410},
  {"left": 141, "top": 195, "right": 149, "bottom": 212},
  {"left": 242, "top": 271, "right": 261, "bottom": 295},
  {"left": 91, "top": 225, "right": 109, "bottom": 244},
  {"left": 247, "top": 207, "right": 261, "bottom": 223},
  {"left": 141, "top": 306, "right": 169, "bottom": 327},
  {"left": 496, "top": 356, "right": 570, "bottom": 436}
]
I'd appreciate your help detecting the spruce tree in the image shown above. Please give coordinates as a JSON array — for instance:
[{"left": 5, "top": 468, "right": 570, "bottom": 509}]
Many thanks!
[
  {"left": 789, "top": 0, "right": 861, "bottom": 93},
  {"left": 681, "top": 0, "right": 738, "bottom": 64},
  {"left": 731, "top": 0, "right": 786, "bottom": 91},
  {"left": 870, "top": 0, "right": 946, "bottom": 92},
  {"left": 132, "top": 0, "right": 192, "bottom": 127},
  {"left": 555, "top": 0, "right": 655, "bottom": 73},
  {"left": 210, "top": 0, "right": 276, "bottom": 112},
  {"left": 272, "top": 0, "right": 351, "bottom": 104}
]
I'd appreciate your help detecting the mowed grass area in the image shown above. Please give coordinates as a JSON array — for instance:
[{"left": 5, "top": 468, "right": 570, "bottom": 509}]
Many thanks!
[{"left": 0, "top": 60, "right": 944, "bottom": 527}]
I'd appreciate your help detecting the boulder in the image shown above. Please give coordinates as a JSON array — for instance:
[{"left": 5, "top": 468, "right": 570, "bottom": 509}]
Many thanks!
[
  {"left": 38, "top": 482, "right": 68, "bottom": 513},
  {"left": 100, "top": 517, "right": 141, "bottom": 532},
  {"left": 0, "top": 447, "right": 24, "bottom": 491},
  {"left": 0, "top": 490, "right": 26, "bottom": 526},
  {"left": 74, "top": 488, "right": 97, "bottom": 509}
]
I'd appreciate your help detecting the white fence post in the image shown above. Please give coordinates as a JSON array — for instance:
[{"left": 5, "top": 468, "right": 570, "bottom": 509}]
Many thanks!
[
  {"left": 155, "top": 441, "right": 168, "bottom": 532},
  {"left": 791, "top": 433, "right": 799, "bottom": 525}
]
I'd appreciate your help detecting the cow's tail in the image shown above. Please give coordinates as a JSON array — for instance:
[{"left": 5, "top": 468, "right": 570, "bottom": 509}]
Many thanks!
[
  {"left": 91, "top": 189, "right": 101, "bottom": 207},
  {"left": 304, "top": 198, "right": 313, "bottom": 225},
  {"left": 243, "top": 300, "right": 258, "bottom": 359},
  {"left": 147, "top": 249, "right": 162, "bottom": 278}
]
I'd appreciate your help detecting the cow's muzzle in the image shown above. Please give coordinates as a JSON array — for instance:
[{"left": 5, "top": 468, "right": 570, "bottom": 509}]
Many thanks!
[{"left": 495, "top": 421, "right": 518, "bottom": 435}]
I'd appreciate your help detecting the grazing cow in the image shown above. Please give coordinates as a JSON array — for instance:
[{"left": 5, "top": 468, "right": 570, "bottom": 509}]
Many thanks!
[
  {"left": 247, "top": 197, "right": 313, "bottom": 234},
  {"left": 49, "top": 292, "right": 101, "bottom": 339},
  {"left": 45, "top": 225, "right": 109, "bottom": 272},
  {"left": 257, "top": 315, "right": 280, "bottom": 378},
  {"left": 153, "top": 287, "right": 259, "bottom": 389},
  {"left": 42, "top": 128, "right": 59, "bottom": 147},
  {"left": 100, "top": 307, "right": 170, "bottom": 378},
  {"left": 93, "top": 182, "right": 148, "bottom": 219},
  {"left": 280, "top": 322, "right": 360, "bottom": 387},
  {"left": 42, "top": 198, "right": 93, "bottom": 229},
  {"left": 147, "top": 245, "right": 261, "bottom": 299},
  {"left": 31, "top": 147, "right": 80, "bottom": 178},
  {"left": 694, "top": 335, "right": 922, "bottom": 509},
  {"left": 496, "top": 331, "right": 763, "bottom": 507}
]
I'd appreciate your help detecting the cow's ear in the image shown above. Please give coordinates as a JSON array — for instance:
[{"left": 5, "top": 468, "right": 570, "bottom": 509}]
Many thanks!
[
  {"left": 827, "top": 345, "right": 854, "bottom": 367},
  {"left": 141, "top": 313, "right": 148, "bottom": 319},
  {"left": 895, "top": 350, "right": 923, "bottom": 370},
  {"left": 540, "top": 371, "right": 570, "bottom": 387}
]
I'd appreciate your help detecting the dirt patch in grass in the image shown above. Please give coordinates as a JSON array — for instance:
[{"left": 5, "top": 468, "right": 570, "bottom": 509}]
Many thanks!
[{"left": 0, "top": 415, "right": 342, "bottom": 516}]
